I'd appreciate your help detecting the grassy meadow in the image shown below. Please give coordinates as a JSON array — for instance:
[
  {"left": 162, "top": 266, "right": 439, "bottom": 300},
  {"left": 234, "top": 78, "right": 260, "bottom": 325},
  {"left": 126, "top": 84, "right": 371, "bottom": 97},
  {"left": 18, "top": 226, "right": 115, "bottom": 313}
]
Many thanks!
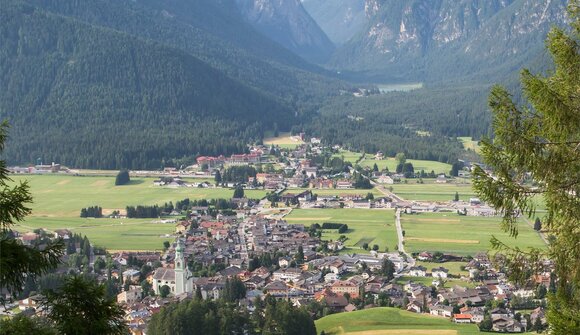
[
  {"left": 360, "top": 158, "right": 452, "bottom": 175},
  {"left": 263, "top": 132, "right": 304, "bottom": 149},
  {"left": 401, "top": 212, "right": 546, "bottom": 256},
  {"left": 458, "top": 137, "right": 481, "bottom": 153},
  {"left": 332, "top": 150, "right": 364, "bottom": 164},
  {"left": 9, "top": 174, "right": 267, "bottom": 250},
  {"left": 284, "top": 187, "right": 382, "bottom": 197},
  {"left": 315, "top": 307, "right": 480, "bottom": 335},
  {"left": 285, "top": 208, "right": 398, "bottom": 253},
  {"left": 386, "top": 180, "right": 475, "bottom": 202}
]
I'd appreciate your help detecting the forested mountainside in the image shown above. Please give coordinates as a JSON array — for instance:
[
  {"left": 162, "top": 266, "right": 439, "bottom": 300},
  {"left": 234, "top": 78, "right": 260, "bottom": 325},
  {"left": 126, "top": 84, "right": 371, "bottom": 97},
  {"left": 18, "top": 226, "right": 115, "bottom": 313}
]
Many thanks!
[
  {"left": 236, "top": 0, "right": 335, "bottom": 64},
  {"left": 0, "top": 0, "right": 351, "bottom": 169},
  {"left": 0, "top": 1, "right": 295, "bottom": 169},
  {"left": 21, "top": 0, "right": 346, "bottom": 106},
  {"left": 295, "top": 84, "right": 490, "bottom": 163},
  {"left": 328, "top": 0, "right": 568, "bottom": 83},
  {"left": 301, "top": 0, "right": 368, "bottom": 46}
]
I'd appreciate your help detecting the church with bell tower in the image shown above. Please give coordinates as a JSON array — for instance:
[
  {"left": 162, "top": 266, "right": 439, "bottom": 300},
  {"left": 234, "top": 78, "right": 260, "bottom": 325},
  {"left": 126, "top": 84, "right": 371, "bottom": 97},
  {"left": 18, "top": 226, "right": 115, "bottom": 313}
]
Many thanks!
[
  {"left": 174, "top": 238, "right": 193, "bottom": 295},
  {"left": 152, "top": 238, "right": 194, "bottom": 296}
]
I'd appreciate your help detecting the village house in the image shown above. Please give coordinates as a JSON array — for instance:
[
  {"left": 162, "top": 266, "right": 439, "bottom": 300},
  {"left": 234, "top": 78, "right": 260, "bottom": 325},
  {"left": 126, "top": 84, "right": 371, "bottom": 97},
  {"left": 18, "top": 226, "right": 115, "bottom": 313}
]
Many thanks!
[
  {"left": 335, "top": 180, "right": 353, "bottom": 189},
  {"left": 330, "top": 280, "right": 360, "bottom": 298},
  {"left": 263, "top": 281, "right": 289, "bottom": 297},
  {"left": 117, "top": 287, "right": 143, "bottom": 304},
  {"left": 430, "top": 305, "right": 454, "bottom": 318},
  {"left": 377, "top": 175, "right": 394, "bottom": 184},
  {"left": 408, "top": 266, "right": 427, "bottom": 277},
  {"left": 453, "top": 314, "right": 473, "bottom": 324},
  {"left": 309, "top": 178, "right": 333, "bottom": 189},
  {"left": 272, "top": 268, "right": 303, "bottom": 282},
  {"left": 302, "top": 167, "right": 318, "bottom": 178},
  {"left": 436, "top": 174, "right": 448, "bottom": 183},
  {"left": 432, "top": 267, "right": 449, "bottom": 279}
]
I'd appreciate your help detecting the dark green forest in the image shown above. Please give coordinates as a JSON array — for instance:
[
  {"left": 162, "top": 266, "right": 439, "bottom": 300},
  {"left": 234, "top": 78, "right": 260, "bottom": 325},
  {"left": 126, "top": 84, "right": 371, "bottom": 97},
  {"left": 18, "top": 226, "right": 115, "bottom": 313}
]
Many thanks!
[
  {"left": 147, "top": 296, "right": 316, "bottom": 335},
  {"left": 296, "top": 85, "right": 492, "bottom": 163},
  {"left": 0, "top": 1, "right": 295, "bottom": 169},
  {"left": 0, "top": 0, "right": 505, "bottom": 169}
]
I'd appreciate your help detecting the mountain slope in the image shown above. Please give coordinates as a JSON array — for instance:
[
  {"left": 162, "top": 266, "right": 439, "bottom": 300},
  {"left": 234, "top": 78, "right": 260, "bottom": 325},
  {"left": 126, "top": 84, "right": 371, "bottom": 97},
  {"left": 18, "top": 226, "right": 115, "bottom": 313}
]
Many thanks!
[
  {"left": 21, "top": 0, "right": 346, "bottom": 105},
  {"left": 329, "top": 0, "right": 568, "bottom": 83},
  {"left": 235, "top": 0, "right": 335, "bottom": 63},
  {"left": 301, "top": 0, "right": 367, "bottom": 46},
  {"left": 0, "top": 1, "right": 292, "bottom": 169}
]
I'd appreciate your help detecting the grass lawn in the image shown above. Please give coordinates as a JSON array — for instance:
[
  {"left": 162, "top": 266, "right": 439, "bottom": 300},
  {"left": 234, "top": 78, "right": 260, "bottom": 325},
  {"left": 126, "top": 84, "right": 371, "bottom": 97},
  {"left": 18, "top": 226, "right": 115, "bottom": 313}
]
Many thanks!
[
  {"left": 9, "top": 174, "right": 267, "bottom": 250},
  {"left": 401, "top": 212, "right": 547, "bottom": 256},
  {"left": 285, "top": 188, "right": 383, "bottom": 197},
  {"left": 387, "top": 180, "right": 475, "bottom": 202},
  {"left": 14, "top": 217, "right": 174, "bottom": 251},
  {"left": 263, "top": 132, "right": 304, "bottom": 149},
  {"left": 285, "top": 209, "right": 398, "bottom": 253},
  {"left": 395, "top": 276, "right": 477, "bottom": 289},
  {"left": 415, "top": 261, "right": 469, "bottom": 277},
  {"left": 458, "top": 137, "right": 481, "bottom": 154},
  {"left": 360, "top": 158, "right": 452, "bottom": 175},
  {"left": 332, "top": 150, "right": 364, "bottom": 164},
  {"left": 315, "top": 307, "right": 480, "bottom": 335}
]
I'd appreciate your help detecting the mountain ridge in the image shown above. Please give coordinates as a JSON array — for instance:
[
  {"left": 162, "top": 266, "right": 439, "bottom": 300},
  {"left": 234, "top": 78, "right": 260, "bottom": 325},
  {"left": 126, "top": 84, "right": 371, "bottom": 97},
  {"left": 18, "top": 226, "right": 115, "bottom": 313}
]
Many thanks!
[{"left": 327, "top": 0, "right": 568, "bottom": 83}]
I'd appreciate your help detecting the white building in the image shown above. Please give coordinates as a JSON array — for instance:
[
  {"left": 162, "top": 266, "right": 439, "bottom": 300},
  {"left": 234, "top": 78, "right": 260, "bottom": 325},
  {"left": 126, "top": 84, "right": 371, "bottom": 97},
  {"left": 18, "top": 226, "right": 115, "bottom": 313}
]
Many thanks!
[{"left": 153, "top": 239, "right": 194, "bottom": 296}]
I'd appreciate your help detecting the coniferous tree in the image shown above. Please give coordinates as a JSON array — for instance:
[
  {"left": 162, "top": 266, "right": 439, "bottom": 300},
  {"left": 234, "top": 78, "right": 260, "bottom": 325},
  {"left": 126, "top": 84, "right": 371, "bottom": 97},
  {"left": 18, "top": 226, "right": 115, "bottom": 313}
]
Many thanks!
[
  {"left": 0, "top": 121, "right": 64, "bottom": 303},
  {"left": 42, "top": 276, "right": 126, "bottom": 335},
  {"left": 534, "top": 217, "right": 542, "bottom": 231},
  {"left": 115, "top": 170, "right": 130, "bottom": 186},
  {"left": 473, "top": 3, "right": 580, "bottom": 332},
  {"left": 233, "top": 186, "right": 245, "bottom": 198}
]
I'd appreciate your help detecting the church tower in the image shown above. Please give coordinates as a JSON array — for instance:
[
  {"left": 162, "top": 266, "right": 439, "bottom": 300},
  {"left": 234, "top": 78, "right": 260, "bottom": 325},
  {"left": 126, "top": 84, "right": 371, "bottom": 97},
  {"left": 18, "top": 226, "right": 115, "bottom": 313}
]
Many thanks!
[{"left": 174, "top": 238, "right": 188, "bottom": 295}]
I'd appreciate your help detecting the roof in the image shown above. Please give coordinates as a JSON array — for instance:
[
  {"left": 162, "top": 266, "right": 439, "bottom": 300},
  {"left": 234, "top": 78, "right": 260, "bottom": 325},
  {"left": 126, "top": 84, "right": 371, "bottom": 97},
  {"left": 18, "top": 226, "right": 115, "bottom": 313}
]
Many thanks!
[
  {"left": 152, "top": 268, "right": 175, "bottom": 281},
  {"left": 454, "top": 314, "right": 473, "bottom": 319}
]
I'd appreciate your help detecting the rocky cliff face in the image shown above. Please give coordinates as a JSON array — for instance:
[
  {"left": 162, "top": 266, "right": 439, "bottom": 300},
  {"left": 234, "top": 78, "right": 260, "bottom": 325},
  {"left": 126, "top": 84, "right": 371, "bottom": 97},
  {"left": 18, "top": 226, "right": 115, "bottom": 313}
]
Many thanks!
[
  {"left": 301, "top": 0, "right": 367, "bottom": 45},
  {"left": 236, "top": 0, "right": 335, "bottom": 63},
  {"left": 328, "top": 0, "right": 568, "bottom": 82}
]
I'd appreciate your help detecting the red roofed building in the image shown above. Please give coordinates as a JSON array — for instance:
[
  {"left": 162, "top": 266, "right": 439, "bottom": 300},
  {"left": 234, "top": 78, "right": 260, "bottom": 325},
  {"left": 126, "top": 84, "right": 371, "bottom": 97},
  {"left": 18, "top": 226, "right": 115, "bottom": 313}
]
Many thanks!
[{"left": 453, "top": 314, "right": 473, "bottom": 324}]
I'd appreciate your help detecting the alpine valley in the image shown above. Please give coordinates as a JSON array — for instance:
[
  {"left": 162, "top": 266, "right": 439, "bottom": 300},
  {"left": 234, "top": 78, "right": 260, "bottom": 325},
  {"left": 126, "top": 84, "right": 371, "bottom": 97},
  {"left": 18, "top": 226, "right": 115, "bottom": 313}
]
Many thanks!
[{"left": 0, "top": 0, "right": 569, "bottom": 168}]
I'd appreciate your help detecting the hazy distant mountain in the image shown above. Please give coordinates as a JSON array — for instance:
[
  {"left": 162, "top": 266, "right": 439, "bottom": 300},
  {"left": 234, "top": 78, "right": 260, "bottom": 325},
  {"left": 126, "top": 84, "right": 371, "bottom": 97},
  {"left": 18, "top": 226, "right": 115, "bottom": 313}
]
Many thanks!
[
  {"left": 328, "top": 0, "right": 568, "bottom": 83},
  {"left": 235, "top": 0, "right": 335, "bottom": 63},
  {"left": 301, "top": 0, "right": 367, "bottom": 46}
]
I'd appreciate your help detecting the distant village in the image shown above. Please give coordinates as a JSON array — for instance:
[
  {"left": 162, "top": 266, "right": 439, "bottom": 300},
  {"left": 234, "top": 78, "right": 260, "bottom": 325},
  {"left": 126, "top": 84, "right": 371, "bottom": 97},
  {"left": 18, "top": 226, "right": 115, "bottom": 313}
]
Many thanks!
[{"left": 6, "top": 135, "right": 550, "bottom": 334}]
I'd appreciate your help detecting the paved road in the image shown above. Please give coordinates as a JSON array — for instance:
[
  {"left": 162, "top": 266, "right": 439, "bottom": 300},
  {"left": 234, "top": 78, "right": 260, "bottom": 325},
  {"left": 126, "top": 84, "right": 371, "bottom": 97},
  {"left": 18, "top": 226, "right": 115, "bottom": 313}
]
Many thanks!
[
  {"left": 238, "top": 220, "right": 249, "bottom": 261},
  {"left": 394, "top": 208, "right": 415, "bottom": 269}
]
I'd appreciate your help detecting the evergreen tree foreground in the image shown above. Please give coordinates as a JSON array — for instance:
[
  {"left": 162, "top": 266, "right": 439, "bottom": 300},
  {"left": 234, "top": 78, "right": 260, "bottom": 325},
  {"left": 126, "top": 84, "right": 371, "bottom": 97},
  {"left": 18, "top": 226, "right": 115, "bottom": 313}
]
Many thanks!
[{"left": 473, "top": 2, "right": 580, "bottom": 333}]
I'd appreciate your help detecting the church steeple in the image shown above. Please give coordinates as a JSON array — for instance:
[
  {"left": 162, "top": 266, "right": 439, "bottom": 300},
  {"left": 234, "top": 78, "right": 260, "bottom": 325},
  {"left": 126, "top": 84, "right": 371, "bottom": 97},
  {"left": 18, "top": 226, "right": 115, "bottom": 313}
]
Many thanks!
[{"left": 174, "top": 238, "right": 188, "bottom": 294}]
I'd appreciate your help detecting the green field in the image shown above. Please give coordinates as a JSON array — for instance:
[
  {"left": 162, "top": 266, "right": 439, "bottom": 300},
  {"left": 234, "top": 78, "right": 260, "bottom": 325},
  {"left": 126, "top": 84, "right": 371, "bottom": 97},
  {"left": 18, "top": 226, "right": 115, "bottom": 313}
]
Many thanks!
[
  {"left": 332, "top": 150, "right": 364, "bottom": 164},
  {"left": 285, "top": 209, "right": 398, "bottom": 253},
  {"left": 401, "top": 212, "right": 546, "bottom": 256},
  {"left": 315, "top": 307, "right": 480, "bottom": 335},
  {"left": 415, "top": 261, "right": 469, "bottom": 277},
  {"left": 263, "top": 132, "right": 304, "bottom": 149},
  {"left": 387, "top": 181, "right": 475, "bottom": 201},
  {"left": 16, "top": 217, "right": 174, "bottom": 251},
  {"left": 360, "top": 158, "right": 452, "bottom": 175},
  {"left": 285, "top": 188, "right": 382, "bottom": 197},
  {"left": 458, "top": 137, "right": 481, "bottom": 153},
  {"left": 9, "top": 174, "right": 267, "bottom": 250},
  {"left": 395, "top": 275, "right": 477, "bottom": 289}
]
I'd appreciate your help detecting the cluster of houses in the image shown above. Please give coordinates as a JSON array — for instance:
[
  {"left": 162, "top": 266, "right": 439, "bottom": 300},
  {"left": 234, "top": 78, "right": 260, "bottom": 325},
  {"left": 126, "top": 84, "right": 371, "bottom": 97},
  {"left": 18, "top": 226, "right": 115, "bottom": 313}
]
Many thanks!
[{"left": 8, "top": 162, "right": 65, "bottom": 174}]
